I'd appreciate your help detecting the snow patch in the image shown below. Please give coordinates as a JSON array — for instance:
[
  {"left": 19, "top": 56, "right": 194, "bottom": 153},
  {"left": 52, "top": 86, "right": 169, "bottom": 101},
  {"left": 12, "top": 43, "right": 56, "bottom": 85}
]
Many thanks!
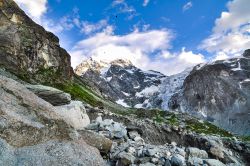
[
  {"left": 116, "top": 99, "right": 130, "bottom": 107},
  {"left": 136, "top": 85, "right": 159, "bottom": 97},
  {"left": 100, "top": 64, "right": 111, "bottom": 75},
  {"left": 122, "top": 91, "right": 130, "bottom": 96}
]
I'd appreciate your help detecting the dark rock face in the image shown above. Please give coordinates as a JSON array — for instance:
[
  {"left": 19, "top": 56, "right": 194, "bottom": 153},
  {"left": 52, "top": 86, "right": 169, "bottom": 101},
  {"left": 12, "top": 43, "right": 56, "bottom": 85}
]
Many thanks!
[
  {"left": 75, "top": 58, "right": 166, "bottom": 108},
  {"left": 178, "top": 54, "right": 250, "bottom": 135},
  {"left": 0, "top": 0, "right": 73, "bottom": 84}
]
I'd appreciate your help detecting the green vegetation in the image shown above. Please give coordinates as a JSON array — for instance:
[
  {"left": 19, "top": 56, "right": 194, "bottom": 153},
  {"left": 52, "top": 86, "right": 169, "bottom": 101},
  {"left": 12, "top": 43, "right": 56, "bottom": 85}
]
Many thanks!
[
  {"left": 240, "top": 135, "right": 250, "bottom": 142},
  {"left": 185, "top": 119, "right": 233, "bottom": 137},
  {"left": 54, "top": 83, "right": 104, "bottom": 107}
]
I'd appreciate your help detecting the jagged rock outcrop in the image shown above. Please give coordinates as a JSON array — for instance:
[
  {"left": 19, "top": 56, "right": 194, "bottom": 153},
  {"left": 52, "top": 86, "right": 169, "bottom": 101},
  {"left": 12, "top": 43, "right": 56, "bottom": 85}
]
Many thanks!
[
  {"left": 173, "top": 50, "right": 250, "bottom": 135},
  {"left": 75, "top": 58, "right": 166, "bottom": 108},
  {"left": 26, "top": 84, "right": 71, "bottom": 106},
  {"left": 0, "top": 0, "right": 73, "bottom": 84}
]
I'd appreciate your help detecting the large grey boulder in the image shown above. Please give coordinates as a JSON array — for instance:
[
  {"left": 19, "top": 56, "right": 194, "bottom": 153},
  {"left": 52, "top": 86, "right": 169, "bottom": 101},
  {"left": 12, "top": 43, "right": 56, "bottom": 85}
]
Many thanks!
[
  {"left": 186, "top": 147, "right": 208, "bottom": 159},
  {"left": 0, "top": 138, "right": 106, "bottom": 166},
  {"left": 0, "top": 75, "right": 72, "bottom": 147},
  {"left": 26, "top": 84, "right": 71, "bottom": 106},
  {"left": 55, "top": 101, "right": 90, "bottom": 130}
]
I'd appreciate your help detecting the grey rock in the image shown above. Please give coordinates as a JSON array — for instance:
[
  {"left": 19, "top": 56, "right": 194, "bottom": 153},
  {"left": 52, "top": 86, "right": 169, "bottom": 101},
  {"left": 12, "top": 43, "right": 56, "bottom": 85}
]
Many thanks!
[
  {"left": 55, "top": 101, "right": 90, "bottom": 130},
  {"left": 164, "top": 159, "right": 171, "bottom": 166},
  {"left": 26, "top": 84, "right": 71, "bottom": 106},
  {"left": 171, "top": 154, "right": 185, "bottom": 166},
  {"left": 128, "top": 131, "right": 140, "bottom": 140},
  {"left": 145, "top": 148, "right": 157, "bottom": 157},
  {"left": 0, "top": 138, "right": 106, "bottom": 166},
  {"left": 187, "top": 157, "right": 203, "bottom": 166},
  {"left": 243, "top": 49, "right": 250, "bottom": 58},
  {"left": 186, "top": 147, "right": 208, "bottom": 159},
  {"left": 78, "top": 130, "right": 113, "bottom": 154},
  {"left": 203, "top": 159, "right": 226, "bottom": 166},
  {"left": 139, "top": 162, "right": 156, "bottom": 166},
  {"left": 118, "top": 151, "right": 136, "bottom": 165},
  {"left": 0, "top": 75, "right": 72, "bottom": 147}
]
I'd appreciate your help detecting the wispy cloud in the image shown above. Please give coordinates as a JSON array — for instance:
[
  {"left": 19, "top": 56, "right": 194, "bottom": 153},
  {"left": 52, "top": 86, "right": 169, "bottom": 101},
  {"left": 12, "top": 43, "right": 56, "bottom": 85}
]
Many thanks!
[
  {"left": 143, "top": 0, "right": 150, "bottom": 7},
  {"left": 108, "top": 0, "right": 138, "bottom": 20},
  {"left": 183, "top": 1, "right": 193, "bottom": 11}
]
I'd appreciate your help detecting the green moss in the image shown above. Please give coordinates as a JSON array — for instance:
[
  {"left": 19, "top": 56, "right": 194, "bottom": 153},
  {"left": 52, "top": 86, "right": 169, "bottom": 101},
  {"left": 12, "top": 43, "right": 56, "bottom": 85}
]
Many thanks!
[
  {"left": 240, "top": 135, "right": 250, "bottom": 142},
  {"left": 54, "top": 83, "right": 103, "bottom": 107},
  {"left": 165, "top": 114, "right": 179, "bottom": 125},
  {"left": 186, "top": 119, "right": 233, "bottom": 137}
]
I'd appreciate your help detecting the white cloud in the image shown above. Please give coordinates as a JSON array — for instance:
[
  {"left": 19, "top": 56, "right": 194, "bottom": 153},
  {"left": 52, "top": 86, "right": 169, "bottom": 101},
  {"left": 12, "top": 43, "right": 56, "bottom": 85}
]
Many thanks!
[
  {"left": 81, "top": 20, "right": 109, "bottom": 35},
  {"left": 183, "top": 1, "right": 193, "bottom": 11},
  {"left": 70, "top": 28, "right": 205, "bottom": 75},
  {"left": 14, "top": 0, "right": 47, "bottom": 21},
  {"left": 200, "top": 0, "right": 250, "bottom": 58},
  {"left": 143, "top": 0, "right": 150, "bottom": 7},
  {"left": 109, "top": 0, "right": 138, "bottom": 20}
]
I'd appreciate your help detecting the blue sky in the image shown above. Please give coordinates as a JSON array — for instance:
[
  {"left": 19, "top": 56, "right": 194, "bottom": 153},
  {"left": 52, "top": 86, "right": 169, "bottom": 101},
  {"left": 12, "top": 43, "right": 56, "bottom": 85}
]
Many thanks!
[{"left": 14, "top": 0, "right": 250, "bottom": 75}]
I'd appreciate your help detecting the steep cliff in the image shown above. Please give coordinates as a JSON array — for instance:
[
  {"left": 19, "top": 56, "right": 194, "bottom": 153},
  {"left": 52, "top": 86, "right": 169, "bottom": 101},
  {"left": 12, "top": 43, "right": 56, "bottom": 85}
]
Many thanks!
[{"left": 0, "top": 0, "right": 73, "bottom": 84}]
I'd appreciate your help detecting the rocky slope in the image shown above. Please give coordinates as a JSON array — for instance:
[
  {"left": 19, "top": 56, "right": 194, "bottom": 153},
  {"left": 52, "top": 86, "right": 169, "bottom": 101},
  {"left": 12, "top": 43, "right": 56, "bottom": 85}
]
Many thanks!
[
  {"left": 171, "top": 50, "right": 250, "bottom": 135},
  {"left": 0, "top": 0, "right": 73, "bottom": 84},
  {"left": 75, "top": 58, "right": 166, "bottom": 108}
]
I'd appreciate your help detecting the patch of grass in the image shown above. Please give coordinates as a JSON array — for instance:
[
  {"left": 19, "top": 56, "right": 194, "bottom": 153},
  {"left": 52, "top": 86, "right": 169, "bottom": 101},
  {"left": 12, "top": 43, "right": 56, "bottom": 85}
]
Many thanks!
[
  {"left": 185, "top": 119, "right": 233, "bottom": 137},
  {"left": 54, "top": 83, "right": 104, "bottom": 107},
  {"left": 240, "top": 135, "right": 250, "bottom": 142},
  {"left": 165, "top": 114, "right": 179, "bottom": 125}
]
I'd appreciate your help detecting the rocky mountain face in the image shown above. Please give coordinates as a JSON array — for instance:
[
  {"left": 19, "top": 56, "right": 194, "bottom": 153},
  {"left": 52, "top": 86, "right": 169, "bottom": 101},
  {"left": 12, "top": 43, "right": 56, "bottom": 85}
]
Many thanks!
[
  {"left": 75, "top": 58, "right": 166, "bottom": 108},
  {"left": 0, "top": 0, "right": 73, "bottom": 84},
  {"left": 76, "top": 52, "right": 250, "bottom": 136},
  {"left": 172, "top": 50, "right": 250, "bottom": 135}
]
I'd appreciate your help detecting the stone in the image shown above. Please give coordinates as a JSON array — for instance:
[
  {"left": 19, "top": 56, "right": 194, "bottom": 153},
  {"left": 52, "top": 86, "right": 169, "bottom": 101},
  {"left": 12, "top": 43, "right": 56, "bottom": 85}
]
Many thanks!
[
  {"left": 145, "top": 148, "right": 157, "bottom": 157},
  {"left": 139, "top": 162, "right": 156, "bottom": 166},
  {"left": 171, "top": 154, "right": 185, "bottom": 166},
  {"left": 186, "top": 147, "right": 208, "bottom": 159},
  {"left": 55, "top": 101, "right": 90, "bottom": 130},
  {"left": 164, "top": 159, "right": 171, "bottom": 166},
  {"left": 126, "top": 147, "right": 136, "bottom": 154},
  {"left": 187, "top": 157, "right": 203, "bottom": 166},
  {"left": 78, "top": 130, "right": 113, "bottom": 154},
  {"left": 0, "top": 138, "right": 106, "bottom": 166},
  {"left": 203, "top": 159, "right": 226, "bottom": 166},
  {"left": 210, "top": 146, "right": 224, "bottom": 159},
  {"left": 26, "top": 84, "right": 71, "bottom": 106},
  {"left": 128, "top": 131, "right": 140, "bottom": 140},
  {"left": 176, "top": 147, "right": 186, "bottom": 157},
  {"left": 0, "top": 75, "right": 72, "bottom": 147},
  {"left": 118, "top": 151, "right": 136, "bottom": 165}
]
